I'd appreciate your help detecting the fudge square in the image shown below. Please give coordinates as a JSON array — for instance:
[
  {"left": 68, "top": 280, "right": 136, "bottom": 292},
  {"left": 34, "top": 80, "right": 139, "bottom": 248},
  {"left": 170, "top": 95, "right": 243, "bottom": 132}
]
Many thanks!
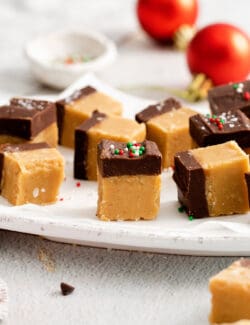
[
  {"left": 0, "top": 143, "right": 64, "bottom": 205},
  {"left": 74, "top": 111, "right": 146, "bottom": 180},
  {"left": 97, "top": 139, "right": 162, "bottom": 221},
  {"left": 189, "top": 111, "right": 250, "bottom": 151},
  {"left": 0, "top": 98, "right": 58, "bottom": 147},
  {"left": 135, "top": 98, "right": 197, "bottom": 168},
  {"left": 56, "top": 86, "right": 123, "bottom": 148},
  {"left": 208, "top": 80, "right": 250, "bottom": 117},
  {"left": 209, "top": 259, "right": 250, "bottom": 324},
  {"left": 173, "top": 141, "right": 250, "bottom": 218}
]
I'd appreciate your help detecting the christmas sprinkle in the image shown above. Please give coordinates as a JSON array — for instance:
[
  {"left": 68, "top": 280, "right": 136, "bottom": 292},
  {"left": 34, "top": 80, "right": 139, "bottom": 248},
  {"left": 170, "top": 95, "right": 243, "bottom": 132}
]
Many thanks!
[
  {"left": 233, "top": 83, "right": 250, "bottom": 100},
  {"left": 56, "top": 54, "right": 93, "bottom": 65},
  {"left": 110, "top": 142, "right": 146, "bottom": 158},
  {"left": 76, "top": 182, "right": 81, "bottom": 187},
  {"left": 205, "top": 114, "right": 225, "bottom": 130},
  {"left": 178, "top": 206, "right": 185, "bottom": 213},
  {"left": 188, "top": 215, "right": 194, "bottom": 221}
]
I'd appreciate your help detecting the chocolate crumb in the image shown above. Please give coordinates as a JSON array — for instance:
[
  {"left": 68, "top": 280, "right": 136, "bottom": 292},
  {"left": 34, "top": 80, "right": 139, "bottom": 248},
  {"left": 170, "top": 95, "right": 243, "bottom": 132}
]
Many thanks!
[{"left": 60, "top": 282, "right": 75, "bottom": 296}]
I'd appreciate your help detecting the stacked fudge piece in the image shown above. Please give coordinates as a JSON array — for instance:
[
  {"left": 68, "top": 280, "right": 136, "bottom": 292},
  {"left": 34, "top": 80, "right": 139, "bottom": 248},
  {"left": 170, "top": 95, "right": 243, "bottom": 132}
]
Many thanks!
[
  {"left": 0, "top": 98, "right": 64, "bottom": 205},
  {"left": 173, "top": 80, "right": 250, "bottom": 219}
]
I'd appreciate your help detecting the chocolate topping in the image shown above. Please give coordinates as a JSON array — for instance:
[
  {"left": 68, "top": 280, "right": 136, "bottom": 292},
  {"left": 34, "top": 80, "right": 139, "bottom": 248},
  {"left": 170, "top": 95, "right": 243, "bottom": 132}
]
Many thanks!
[
  {"left": 190, "top": 111, "right": 250, "bottom": 148},
  {"left": 135, "top": 98, "right": 181, "bottom": 123},
  {"left": 60, "top": 282, "right": 75, "bottom": 296},
  {"left": 208, "top": 80, "right": 250, "bottom": 116},
  {"left": 0, "top": 99, "right": 56, "bottom": 139},
  {"left": 74, "top": 111, "right": 107, "bottom": 180},
  {"left": 245, "top": 172, "right": 250, "bottom": 207},
  {"left": 56, "top": 86, "right": 97, "bottom": 144},
  {"left": 173, "top": 151, "right": 209, "bottom": 218},
  {"left": 0, "top": 142, "right": 50, "bottom": 191},
  {"left": 97, "top": 139, "right": 162, "bottom": 177}
]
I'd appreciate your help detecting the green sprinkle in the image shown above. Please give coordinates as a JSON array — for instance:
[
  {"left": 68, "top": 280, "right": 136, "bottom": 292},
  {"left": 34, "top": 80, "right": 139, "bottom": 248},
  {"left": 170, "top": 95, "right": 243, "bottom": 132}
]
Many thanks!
[
  {"left": 127, "top": 142, "right": 132, "bottom": 149},
  {"left": 132, "top": 149, "right": 136, "bottom": 153},
  {"left": 140, "top": 146, "right": 145, "bottom": 152},
  {"left": 233, "top": 83, "right": 238, "bottom": 89},
  {"left": 139, "top": 151, "right": 143, "bottom": 156},
  {"left": 188, "top": 215, "right": 194, "bottom": 221},
  {"left": 178, "top": 206, "right": 185, "bottom": 213},
  {"left": 220, "top": 118, "right": 225, "bottom": 124},
  {"left": 212, "top": 115, "right": 217, "bottom": 119},
  {"left": 114, "top": 149, "right": 119, "bottom": 155}
]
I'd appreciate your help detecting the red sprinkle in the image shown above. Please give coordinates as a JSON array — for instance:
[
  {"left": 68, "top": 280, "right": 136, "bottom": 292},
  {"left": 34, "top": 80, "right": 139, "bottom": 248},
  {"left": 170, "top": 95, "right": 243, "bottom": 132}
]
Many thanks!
[
  {"left": 218, "top": 123, "right": 223, "bottom": 130},
  {"left": 244, "top": 91, "right": 250, "bottom": 100},
  {"left": 76, "top": 182, "right": 81, "bottom": 187},
  {"left": 65, "top": 57, "right": 73, "bottom": 64},
  {"left": 119, "top": 149, "right": 124, "bottom": 155},
  {"left": 129, "top": 152, "right": 134, "bottom": 158},
  {"left": 209, "top": 118, "right": 215, "bottom": 123}
]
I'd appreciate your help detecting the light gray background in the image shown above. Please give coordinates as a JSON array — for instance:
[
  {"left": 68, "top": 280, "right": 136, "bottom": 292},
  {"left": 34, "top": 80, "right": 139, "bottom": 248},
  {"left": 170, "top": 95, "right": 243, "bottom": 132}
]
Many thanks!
[{"left": 0, "top": 1, "right": 249, "bottom": 324}]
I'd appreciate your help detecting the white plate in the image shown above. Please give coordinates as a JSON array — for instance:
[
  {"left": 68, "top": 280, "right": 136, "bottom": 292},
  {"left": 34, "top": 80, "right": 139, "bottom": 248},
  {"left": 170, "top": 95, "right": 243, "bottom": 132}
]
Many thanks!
[{"left": 1, "top": 74, "right": 250, "bottom": 256}]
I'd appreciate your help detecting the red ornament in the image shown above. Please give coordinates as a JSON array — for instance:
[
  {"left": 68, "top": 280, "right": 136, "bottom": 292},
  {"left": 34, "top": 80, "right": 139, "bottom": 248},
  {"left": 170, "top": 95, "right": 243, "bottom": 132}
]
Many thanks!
[
  {"left": 137, "top": 0, "right": 198, "bottom": 42},
  {"left": 187, "top": 23, "right": 250, "bottom": 85}
]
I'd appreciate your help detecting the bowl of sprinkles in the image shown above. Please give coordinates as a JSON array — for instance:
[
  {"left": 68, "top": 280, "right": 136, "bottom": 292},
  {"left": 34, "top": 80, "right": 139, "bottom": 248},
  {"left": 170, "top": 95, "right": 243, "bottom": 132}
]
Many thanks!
[{"left": 25, "top": 29, "right": 117, "bottom": 89}]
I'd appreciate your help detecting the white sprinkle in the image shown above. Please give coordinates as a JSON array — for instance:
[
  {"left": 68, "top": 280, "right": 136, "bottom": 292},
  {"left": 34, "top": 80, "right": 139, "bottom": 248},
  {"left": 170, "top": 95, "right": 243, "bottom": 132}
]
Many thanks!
[
  {"left": 229, "top": 123, "right": 235, "bottom": 128},
  {"left": 41, "top": 188, "right": 46, "bottom": 193},
  {"left": 134, "top": 151, "right": 140, "bottom": 156},
  {"left": 236, "top": 88, "right": 243, "bottom": 93},
  {"left": 124, "top": 147, "right": 128, "bottom": 152},
  {"left": 201, "top": 126, "right": 205, "bottom": 130},
  {"left": 33, "top": 188, "right": 39, "bottom": 198},
  {"left": 110, "top": 144, "right": 115, "bottom": 150},
  {"left": 238, "top": 83, "right": 244, "bottom": 88}
]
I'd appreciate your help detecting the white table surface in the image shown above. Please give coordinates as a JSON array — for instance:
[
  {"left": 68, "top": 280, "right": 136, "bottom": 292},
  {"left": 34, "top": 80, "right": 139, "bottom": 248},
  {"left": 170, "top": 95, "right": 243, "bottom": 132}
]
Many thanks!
[{"left": 1, "top": 1, "right": 250, "bottom": 324}]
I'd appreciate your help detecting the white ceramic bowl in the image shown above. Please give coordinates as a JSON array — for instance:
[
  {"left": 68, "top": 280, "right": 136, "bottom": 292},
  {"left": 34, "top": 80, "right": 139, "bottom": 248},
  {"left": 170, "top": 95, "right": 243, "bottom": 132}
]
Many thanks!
[{"left": 25, "top": 30, "right": 117, "bottom": 89}]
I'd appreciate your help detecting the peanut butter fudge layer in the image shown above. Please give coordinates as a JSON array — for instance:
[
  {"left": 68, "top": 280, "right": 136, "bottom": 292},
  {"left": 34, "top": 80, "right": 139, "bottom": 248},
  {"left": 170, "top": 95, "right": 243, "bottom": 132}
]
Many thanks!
[
  {"left": 210, "top": 259, "right": 250, "bottom": 324},
  {"left": 97, "top": 139, "right": 162, "bottom": 221},
  {"left": 0, "top": 142, "right": 64, "bottom": 205},
  {"left": 208, "top": 80, "right": 250, "bottom": 116},
  {"left": 136, "top": 98, "right": 197, "bottom": 168},
  {"left": 173, "top": 141, "right": 250, "bottom": 218},
  {"left": 74, "top": 111, "right": 146, "bottom": 181},
  {"left": 56, "top": 86, "right": 123, "bottom": 148},
  {"left": 0, "top": 98, "right": 58, "bottom": 147},
  {"left": 189, "top": 111, "right": 250, "bottom": 150}
]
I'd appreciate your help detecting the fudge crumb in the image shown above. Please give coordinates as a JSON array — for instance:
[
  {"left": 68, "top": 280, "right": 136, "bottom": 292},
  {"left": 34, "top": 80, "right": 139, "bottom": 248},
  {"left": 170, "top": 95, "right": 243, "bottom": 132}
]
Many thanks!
[
  {"left": 60, "top": 282, "right": 75, "bottom": 296},
  {"left": 38, "top": 248, "right": 55, "bottom": 272}
]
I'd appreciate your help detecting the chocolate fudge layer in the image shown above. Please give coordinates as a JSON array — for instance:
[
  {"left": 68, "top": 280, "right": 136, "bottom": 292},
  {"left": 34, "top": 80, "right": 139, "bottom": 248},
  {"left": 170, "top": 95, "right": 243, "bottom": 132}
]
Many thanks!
[
  {"left": 135, "top": 98, "right": 181, "bottom": 123},
  {"left": 56, "top": 86, "right": 123, "bottom": 147},
  {"left": 0, "top": 98, "right": 56, "bottom": 139},
  {"left": 0, "top": 142, "right": 64, "bottom": 205},
  {"left": 97, "top": 139, "right": 162, "bottom": 221},
  {"left": 98, "top": 139, "right": 162, "bottom": 177},
  {"left": 190, "top": 111, "right": 250, "bottom": 149},
  {"left": 173, "top": 141, "right": 249, "bottom": 218},
  {"left": 74, "top": 112, "right": 146, "bottom": 180},
  {"left": 208, "top": 80, "right": 250, "bottom": 116},
  {"left": 74, "top": 111, "right": 107, "bottom": 180}
]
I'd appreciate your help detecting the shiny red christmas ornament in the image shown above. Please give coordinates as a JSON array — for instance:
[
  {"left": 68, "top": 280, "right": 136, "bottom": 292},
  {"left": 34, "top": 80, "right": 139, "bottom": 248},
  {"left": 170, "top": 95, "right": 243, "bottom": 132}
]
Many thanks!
[
  {"left": 187, "top": 23, "right": 250, "bottom": 85},
  {"left": 137, "top": 0, "right": 198, "bottom": 42}
]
